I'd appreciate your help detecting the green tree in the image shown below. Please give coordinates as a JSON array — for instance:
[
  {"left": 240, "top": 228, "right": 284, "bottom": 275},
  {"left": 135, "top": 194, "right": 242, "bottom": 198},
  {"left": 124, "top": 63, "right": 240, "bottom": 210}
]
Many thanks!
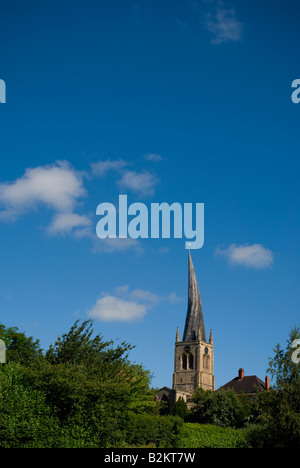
[
  {"left": 43, "top": 320, "right": 156, "bottom": 412},
  {"left": 0, "top": 322, "right": 42, "bottom": 364},
  {"left": 124, "top": 412, "right": 183, "bottom": 448},
  {"left": 190, "top": 388, "right": 249, "bottom": 428},
  {"left": 24, "top": 320, "right": 157, "bottom": 447},
  {"left": 0, "top": 363, "right": 60, "bottom": 448},
  {"left": 171, "top": 396, "right": 189, "bottom": 420},
  {"left": 267, "top": 325, "right": 300, "bottom": 388},
  {"left": 45, "top": 319, "right": 130, "bottom": 366},
  {"left": 247, "top": 326, "right": 300, "bottom": 448},
  {"left": 248, "top": 385, "right": 300, "bottom": 448}
]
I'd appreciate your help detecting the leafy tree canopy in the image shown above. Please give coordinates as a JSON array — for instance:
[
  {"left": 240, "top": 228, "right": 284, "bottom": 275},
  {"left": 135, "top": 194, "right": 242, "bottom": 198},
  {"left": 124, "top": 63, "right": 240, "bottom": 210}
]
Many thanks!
[
  {"left": 190, "top": 387, "right": 249, "bottom": 428},
  {"left": 267, "top": 325, "right": 300, "bottom": 389},
  {"left": 0, "top": 322, "right": 42, "bottom": 364},
  {"left": 25, "top": 320, "right": 157, "bottom": 425},
  {"left": 248, "top": 326, "right": 300, "bottom": 448},
  {"left": 171, "top": 396, "right": 189, "bottom": 420}
]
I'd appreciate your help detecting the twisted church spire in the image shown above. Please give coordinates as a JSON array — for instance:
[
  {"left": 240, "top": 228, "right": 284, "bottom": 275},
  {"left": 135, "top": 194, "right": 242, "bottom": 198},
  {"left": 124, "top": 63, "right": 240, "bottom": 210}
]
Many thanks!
[{"left": 182, "top": 251, "right": 207, "bottom": 342}]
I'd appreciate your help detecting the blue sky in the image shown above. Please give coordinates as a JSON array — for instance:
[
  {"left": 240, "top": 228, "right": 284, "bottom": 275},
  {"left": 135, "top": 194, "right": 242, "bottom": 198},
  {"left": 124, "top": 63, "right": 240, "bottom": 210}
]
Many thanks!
[{"left": 0, "top": 0, "right": 299, "bottom": 389}]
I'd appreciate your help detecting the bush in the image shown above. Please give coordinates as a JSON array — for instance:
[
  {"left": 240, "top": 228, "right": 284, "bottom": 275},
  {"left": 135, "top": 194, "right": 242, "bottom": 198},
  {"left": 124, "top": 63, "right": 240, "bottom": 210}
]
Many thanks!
[
  {"left": 171, "top": 397, "right": 189, "bottom": 420},
  {"left": 0, "top": 363, "right": 60, "bottom": 448},
  {"left": 178, "top": 423, "right": 247, "bottom": 448},
  {"left": 190, "top": 388, "right": 249, "bottom": 428},
  {"left": 246, "top": 386, "right": 300, "bottom": 448},
  {"left": 124, "top": 412, "right": 183, "bottom": 448}
]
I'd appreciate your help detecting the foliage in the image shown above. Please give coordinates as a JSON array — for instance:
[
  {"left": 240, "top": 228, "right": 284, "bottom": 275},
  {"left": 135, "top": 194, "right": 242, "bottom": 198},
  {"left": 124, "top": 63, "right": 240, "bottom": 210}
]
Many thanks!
[
  {"left": 171, "top": 397, "right": 189, "bottom": 420},
  {"left": 124, "top": 412, "right": 183, "bottom": 448},
  {"left": 0, "top": 321, "right": 299, "bottom": 448},
  {"left": 45, "top": 320, "right": 131, "bottom": 366},
  {"left": 178, "top": 423, "right": 247, "bottom": 448},
  {"left": 190, "top": 387, "right": 249, "bottom": 428},
  {"left": 267, "top": 325, "right": 300, "bottom": 388},
  {"left": 0, "top": 322, "right": 42, "bottom": 364},
  {"left": 246, "top": 386, "right": 300, "bottom": 448},
  {"left": 245, "top": 326, "right": 300, "bottom": 448},
  {"left": 0, "top": 320, "right": 158, "bottom": 447},
  {"left": 0, "top": 363, "right": 60, "bottom": 448}
]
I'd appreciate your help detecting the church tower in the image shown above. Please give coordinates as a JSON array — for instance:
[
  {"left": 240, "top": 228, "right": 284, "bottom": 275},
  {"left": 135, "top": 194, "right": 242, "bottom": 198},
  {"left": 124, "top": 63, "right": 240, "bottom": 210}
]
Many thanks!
[{"left": 172, "top": 252, "right": 215, "bottom": 396}]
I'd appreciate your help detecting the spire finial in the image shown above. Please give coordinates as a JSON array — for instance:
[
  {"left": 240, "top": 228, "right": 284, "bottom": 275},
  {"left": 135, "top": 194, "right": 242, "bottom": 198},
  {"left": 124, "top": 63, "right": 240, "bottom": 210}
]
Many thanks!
[
  {"left": 176, "top": 327, "right": 180, "bottom": 342},
  {"left": 209, "top": 329, "right": 213, "bottom": 345}
]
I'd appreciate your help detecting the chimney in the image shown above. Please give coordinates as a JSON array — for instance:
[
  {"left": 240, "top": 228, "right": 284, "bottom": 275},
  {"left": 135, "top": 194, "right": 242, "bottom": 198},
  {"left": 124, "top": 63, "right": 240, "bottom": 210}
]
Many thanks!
[
  {"left": 238, "top": 368, "right": 244, "bottom": 380},
  {"left": 265, "top": 376, "right": 270, "bottom": 391}
]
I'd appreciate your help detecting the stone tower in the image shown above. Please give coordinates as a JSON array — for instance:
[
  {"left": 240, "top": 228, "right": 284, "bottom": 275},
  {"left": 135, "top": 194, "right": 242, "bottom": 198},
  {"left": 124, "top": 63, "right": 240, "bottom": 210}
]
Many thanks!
[{"left": 172, "top": 252, "right": 215, "bottom": 397}]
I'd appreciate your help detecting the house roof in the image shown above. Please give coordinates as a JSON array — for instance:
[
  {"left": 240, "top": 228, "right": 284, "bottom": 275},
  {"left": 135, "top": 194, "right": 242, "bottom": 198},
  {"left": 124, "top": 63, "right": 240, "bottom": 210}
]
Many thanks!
[
  {"left": 220, "top": 375, "right": 266, "bottom": 394},
  {"left": 157, "top": 386, "right": 173, "bottom": 393}
]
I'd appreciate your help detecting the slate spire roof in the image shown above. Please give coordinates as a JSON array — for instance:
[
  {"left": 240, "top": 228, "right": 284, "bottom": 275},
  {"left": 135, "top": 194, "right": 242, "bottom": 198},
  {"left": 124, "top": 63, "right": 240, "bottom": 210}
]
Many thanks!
[{"left": 183, "top": 251, "right": 207, "bottom": 342}]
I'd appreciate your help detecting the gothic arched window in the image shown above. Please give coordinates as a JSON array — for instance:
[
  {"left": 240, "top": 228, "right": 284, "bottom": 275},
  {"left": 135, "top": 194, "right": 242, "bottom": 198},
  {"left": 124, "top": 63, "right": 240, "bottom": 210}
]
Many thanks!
[{"left": 182, "top": 352, "right": 194, "bottom": 370}]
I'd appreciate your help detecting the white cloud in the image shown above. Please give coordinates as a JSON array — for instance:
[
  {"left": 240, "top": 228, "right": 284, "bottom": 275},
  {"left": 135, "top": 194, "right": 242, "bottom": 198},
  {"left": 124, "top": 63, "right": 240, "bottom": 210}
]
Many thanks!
[
  {"left": 91, "top": 158, "right": 159, "bottom": 197},
  {"left": 47, "top": 212, "right": 92, "bottom": 236},
  {"left": 114, "top": 285, "right": 130, "bottom": 295},
  {"left": 117, "top": 170, "right": 158, "bottom": 196},
  {"left": 215, "top": 243, "right": 274, "bottom": 269},
  {"left": 0, "top": 161, "right": 86, "bottom": 221},
  {"left": 167, "top": 292, "right": 183, "bottom": 305},
  {"left": 143, "top": 153, "right": 163, "bottom": 162},
  {"left": 88, "top": 284, "right": 182, "bottom": 322},
  {"left": 205, "top": 6, "right": 243, "bottom": 45},
  {"left": 93, "top": 237, "right": 143, "bottom": 253},
  {"left": 186, "top": 1, "right": 243, "bottom": 45},
  {"left": 115, "top": 284, "right": 182, "bottom": 307},
  {"left": 115, "top": 285, "right": 160, "bottom": 304},
  {"left": 0, "top": 157, "right": 160, "bottom": 250},
  {"left": 90, "top": 159, "right": 128, "bottom": 177},
  {"left": 130, "top": 288, "right": 160, "bottom": 304},
  {"left": 88, "top": 295, "right": 147, "bottom": 322}
]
